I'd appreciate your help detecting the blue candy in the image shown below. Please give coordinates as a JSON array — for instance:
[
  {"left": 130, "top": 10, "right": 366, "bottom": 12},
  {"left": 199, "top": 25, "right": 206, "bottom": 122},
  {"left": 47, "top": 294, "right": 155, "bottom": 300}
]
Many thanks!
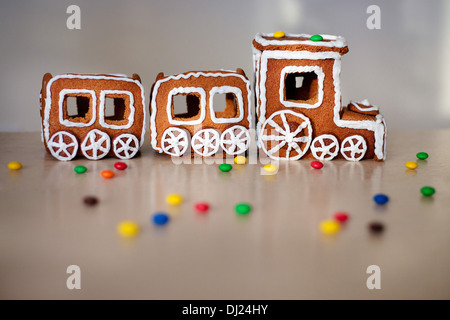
[
  {"left": 373, "top": 194, "right": 389, "bottom": 205},
  {"left": 152, "top": 212, "right": 170, "bottom": 225}
]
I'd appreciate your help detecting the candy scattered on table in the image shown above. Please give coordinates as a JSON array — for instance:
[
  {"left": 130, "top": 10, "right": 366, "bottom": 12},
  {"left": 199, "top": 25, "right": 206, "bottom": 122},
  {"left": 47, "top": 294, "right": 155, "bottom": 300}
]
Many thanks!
[
  {"left": 234, "top": 156, "right": 247, "bottom": 165},
  {"left": 219, "top": 163, "right": 233, "bottom": 172},
  {"left": 310, "top": 160, "right": 323, "bottom": 169},
  {"left": 83, "top": 196, "right": 98, "bottom": 206},
  {"left": 405, "top": 161, "right": 418, "bottom": 170},
  {"left": 310, "top": 34, "right": 323, "bottom": 41},
  {"left": 373, "top": 193, "right": 389, "bottom": 205},
  {"left": 101, "top": 170, "right": 115, "bottom": 179},
  {"left": 263, "top": 164, "right": 278, "bottom": 174},
  {"left": 235, "top": 203, "right": 251, "bottom": 215},
  {"left": 74, "top": 165, "right": 87, "bottom": 174},
  {"left": 152, "top": 212, "right": 170, "bottom": 226},
  {"left": 319, "top": 219, "right": 340, "bottom": 235},
  {"left": 416, "top": 152, "right": 428, "bottom": 160},
  {"left": 420, "top": 186, "right": 435, "bottom": 197},
  {"left": 368, "top": 222, "right": 384, "bottom": 234},
  {"left": 273, "top": 31, "right": 285, "bottom": 38},
  {"left": 166, "top": 193, "right": 183, "bottom": 205},
  {"left": 194, "top": 202, "right": 210, "bottom": 213},
  {"left": 7, "top": 161, "right": 22, "bottom": 170},
  {"left": 333, "top": 212, "right": 349, "bottom": 223},
  {"left": 117, "top": 221, "right": 140, "bottom": 237},
  {"left": 114, "top": 162, "right": 128, "bottom": 170}
]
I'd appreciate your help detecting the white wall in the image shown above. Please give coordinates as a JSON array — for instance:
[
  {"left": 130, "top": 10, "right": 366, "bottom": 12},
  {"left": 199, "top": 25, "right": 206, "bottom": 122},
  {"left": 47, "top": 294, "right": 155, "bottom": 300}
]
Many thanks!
[{"left": 0, "top": 0, "right": 449, "bottom": 131}]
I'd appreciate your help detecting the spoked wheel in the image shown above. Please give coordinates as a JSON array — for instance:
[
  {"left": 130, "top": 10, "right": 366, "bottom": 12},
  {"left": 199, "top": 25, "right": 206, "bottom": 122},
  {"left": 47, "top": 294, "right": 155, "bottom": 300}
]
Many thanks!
[
  {"left": 220, "top": 125, "right": 250, "bottom": 155},
  {"left": 48, "top": 131, "right": 79, "bottom": 161},
  {"left": 113, "top": 134, "right": 140, "bottom": 159},
  {"left": 191, "top": 129, "right": 221, "bottom": 157},
  {"left": 310, "top": 134, "right": 339, "bottom": 160},
  {"left": 81, "top": 129, "right": 111, "bottom": 160},
  {"left": 259, "top": 110, "right": 312, "bottom": 160},
  {"left": 340, "top": 135, "right": 367, "bottom": 161},
  {"left": 161, "top": 127, "right": 190, "bottom": 157}
]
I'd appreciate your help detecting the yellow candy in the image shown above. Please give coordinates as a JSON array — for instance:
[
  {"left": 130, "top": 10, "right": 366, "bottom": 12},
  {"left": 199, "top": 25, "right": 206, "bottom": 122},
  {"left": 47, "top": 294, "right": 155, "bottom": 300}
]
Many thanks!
[
  {"left": 273, "top": 31, "right": 285, "bottom": 38},
  {"left": 8, "top": 161, "right": 22, "bottom": 170},
  {"left": 234, "top": 156, "right": 247, "bottom": 164},
  {"left": 166, "top": 193, "right": 183, "bottom": 205},
  {"left": 117, "top": 221, "right": 140, "bottom": 237},
  {"left": 405, "top": 161, "right": 418, "bottom": 170},
  {"left": 319, "top": 220, "right": 340, "bottom": 235},
  {"left": 263, "top": 164, "right": 278, "bottom": 173}
]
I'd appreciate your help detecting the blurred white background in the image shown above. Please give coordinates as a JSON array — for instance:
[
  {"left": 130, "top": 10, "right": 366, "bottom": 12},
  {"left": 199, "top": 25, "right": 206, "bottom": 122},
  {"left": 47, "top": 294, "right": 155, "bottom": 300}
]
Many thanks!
[{"left": 0, "top": 0, "right": 449, "bottom": 131}]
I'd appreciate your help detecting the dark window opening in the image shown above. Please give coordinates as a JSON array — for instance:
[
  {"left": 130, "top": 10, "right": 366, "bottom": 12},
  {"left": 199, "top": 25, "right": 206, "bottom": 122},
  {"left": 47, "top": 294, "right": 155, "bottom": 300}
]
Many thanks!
[
  {"left": 64, "top": 95, "right": 91, "bottom": 122},
  {"left": 104, "top": 97, "right": 126, "bottom": 121},
  {"left": 172, "top": 94, "right": 201, "bottom": 120},
  {"left": 212, "top": 93, "right": 238, "bottom": 119},
  {"left": 285, "top": 72, "right": 319, "bottom": 103}
]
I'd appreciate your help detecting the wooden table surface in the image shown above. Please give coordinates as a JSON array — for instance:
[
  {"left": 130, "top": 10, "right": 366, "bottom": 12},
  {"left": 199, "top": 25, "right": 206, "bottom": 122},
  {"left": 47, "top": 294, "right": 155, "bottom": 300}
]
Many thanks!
[{"left": 1, "top": 131, "right": 450, "bottom": 300}]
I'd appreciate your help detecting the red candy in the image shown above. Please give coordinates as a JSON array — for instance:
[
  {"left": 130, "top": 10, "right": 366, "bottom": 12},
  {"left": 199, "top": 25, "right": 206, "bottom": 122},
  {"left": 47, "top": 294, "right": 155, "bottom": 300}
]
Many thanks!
[
  {"left": 334, "top": 212, "right": 349, "bottom": 223},
  {"left": 194, "top": 202, "right": 210, "bottom": 213},
  {"left": 114, "top": 162, "right": 128, "bottom": 170},
  {"left": 310, "top": 160, "right": 323, "bottom": 169}
]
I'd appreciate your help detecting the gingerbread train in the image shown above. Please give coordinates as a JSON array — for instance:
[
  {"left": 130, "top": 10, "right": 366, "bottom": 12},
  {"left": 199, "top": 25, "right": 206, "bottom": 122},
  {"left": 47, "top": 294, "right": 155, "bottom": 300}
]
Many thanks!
[{"left": 40, "top": 32, "right": 386, "bottom": 161}]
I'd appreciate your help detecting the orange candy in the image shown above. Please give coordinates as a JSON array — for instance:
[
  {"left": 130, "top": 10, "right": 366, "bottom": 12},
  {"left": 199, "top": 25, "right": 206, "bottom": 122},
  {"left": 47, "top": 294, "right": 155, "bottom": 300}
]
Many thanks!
[{"left": 101, "top": 170, "right": 115, "bottom": 179}]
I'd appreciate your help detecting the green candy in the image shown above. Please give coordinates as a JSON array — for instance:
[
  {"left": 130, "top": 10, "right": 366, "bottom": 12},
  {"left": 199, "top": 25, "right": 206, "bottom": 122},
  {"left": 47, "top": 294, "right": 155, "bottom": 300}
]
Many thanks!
[
  {"left": 235, "top": 203, "right": 251, "bottom": 215},
  {"left": 219, "top": 163, "right": 232, "bottom": 172},
  {"left": 310, "top": 34, "right": 323, "bottom": 41},
  {"left": 74, "top": 165, "right": 87, "bottom": 174},
  {"left": 416, "top": 152, "right": 429, "bottom": 160},
  {"left": 421, "top": 186, "right": 435, "bottom": 197}
]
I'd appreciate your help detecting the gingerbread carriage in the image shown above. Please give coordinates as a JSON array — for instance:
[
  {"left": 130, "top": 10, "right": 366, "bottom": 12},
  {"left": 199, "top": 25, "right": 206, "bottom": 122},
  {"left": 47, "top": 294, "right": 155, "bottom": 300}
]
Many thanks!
[
  {"left": 149, "top": 69, "right": 252, "bottom": 157},
  {"left": 40, "top": 73, "right": 146, "bottom": 161},
  {"left": 252, "top": 33, "right": 386, "bottom": 161}
]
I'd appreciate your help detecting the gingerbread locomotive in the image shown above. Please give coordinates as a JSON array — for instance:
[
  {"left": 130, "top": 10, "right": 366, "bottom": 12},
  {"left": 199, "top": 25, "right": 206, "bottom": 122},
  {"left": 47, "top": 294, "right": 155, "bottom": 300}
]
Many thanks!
[{"left": 40, "top": 32, "right": 386, "bottom": 162}]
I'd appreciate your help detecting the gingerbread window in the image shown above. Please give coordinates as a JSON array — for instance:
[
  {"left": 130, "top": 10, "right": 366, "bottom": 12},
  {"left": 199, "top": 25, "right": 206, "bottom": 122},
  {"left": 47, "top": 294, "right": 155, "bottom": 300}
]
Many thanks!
[
  {"left": 59, "top": 89, "right": 96, "bottom": 127},
  {"left": 209, "top": 86, "right": 244, "bottom": 124},
  {"left": 99, "top": 90, "right": 135, "bottom": 129},
  {"left": 279, "top": 66, "right": 324, "bottom": 109},
  {"left": 167, "top": 87, "right": 206, "bottom": 126}
]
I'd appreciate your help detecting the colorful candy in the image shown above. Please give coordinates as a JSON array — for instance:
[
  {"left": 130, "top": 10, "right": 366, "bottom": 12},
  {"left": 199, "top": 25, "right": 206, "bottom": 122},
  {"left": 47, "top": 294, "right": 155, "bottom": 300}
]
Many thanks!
[
  {"left": 74, "top": 165, "right": 87, "bottom": 174},
  {"left": 83, "top": 196, "right": 98, "bottom": 206},
  {"left": 319, "top": 219, "right": 340, "bottom": 235},
  {"left": 310, "top": 160, "right": 323, "bottom": 169},
  {"left": 373, "top": 193, "right": 389, "bottom": 205},
  {"left": 263, "top": 164, "right": 278, "bottom": 174},
  {"left": 416, "top": 152, "right": 428, "bottom": 160},
  {"left": 166, "top": 193, "right": 183, "bottom": 205},
  {"left": 234, "top": 156, "right": 247, "bottom": 164},
  {"left": 310, "top": 34, "right": 323, "bottom": 41},
  {"left": 7, "top": 161, "right": 22, "bottom": 170},
  {"left": 235, "top": 203, "right": 251, "bottom": 215},
  {"left": 101, "top": 170, "right": 115, "bottom": 179},
  {"left": 333, "top": 212, "right": 349, "bottom": 223},
  {"left": 117, "top": 221, "right": 140, "bottom": 237},
  {"left": 368, "top": 222, "right": 384, "bottom": 234},
  {"left": 152, "top": 212, "right": 170, "bottom": 226},
  {"left": 219, "top": 163, "right": 233, "bottom": 172},
  {"left": 405, "top": 161, "right": 418, "bottom": 169},
  {"left": 420, "top": 186, "right": 435, "bottom": 197},
  {"left": 194, "top": 202, "right": 210, "bottom": 213},
  {"left": 114, "top": 162, "right": 128, "bottom": 170},
  {"left": 273, "top": 31, "right": 285, "bottom": 38}
]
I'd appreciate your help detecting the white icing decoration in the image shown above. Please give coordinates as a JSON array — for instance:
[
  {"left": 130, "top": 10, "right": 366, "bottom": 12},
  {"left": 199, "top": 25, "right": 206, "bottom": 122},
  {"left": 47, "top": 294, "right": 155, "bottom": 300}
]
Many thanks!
[
  {"left": 310, "top": 134, "right": 339, "bottom": 161},
  {"left": 350, "top": 99, "right": 379, "bottom": 112},
  {"left": 161, "top": 127, "right": 190, "bottom": 157},
  {"left": 150, "top": 72, "right": 252, "bottom": 153},
  {"left": 254, "top": 32, "right": 348, "bottom": 48},
  {"left": 99, "top": 90, "right": 135, "bottom": 129},
  {"left": 47, "top": 131, "right": 78, "bottom": 161},
  {"left": 166, "top": 87, "right": 207, "bottom": 126},
  {"left": 58, "top": 89, "right": 97, "bottom": 127},
  {"left": 259, "top": 110, "right": 312, "bottom": 160},
  {"left": 220, "top": 125, "right": 250, "bottom": 155},
  {"left": 43, "top": 74, "right": 146, "bottom": 149},
  {"left": 253, "top": 49, "right": 386, "bottom": 160},
  {"left": 279, "top": 65, "right": 324, "bottom": 109},
  {"left": 113, "top": 134, "right": 139, "bottom": 159},
  {"left": 81, "top": 129, "right": 111, "bottom": 160},
  {"left": 209, "top": 86, "right": 244, "bottom": 124},
  {"left": 340, "top": 135, "right": 367, "bottom": 161},
  {"left": 191, "top": 129, "right": 220, "bottom": 157}
]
